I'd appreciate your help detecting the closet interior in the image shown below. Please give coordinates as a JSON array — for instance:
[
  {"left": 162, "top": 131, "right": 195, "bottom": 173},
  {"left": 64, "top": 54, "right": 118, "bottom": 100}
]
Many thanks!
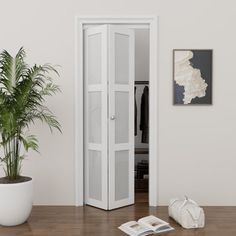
[{"left": 134, "top": 29, "right": 149, "bottom": 202}]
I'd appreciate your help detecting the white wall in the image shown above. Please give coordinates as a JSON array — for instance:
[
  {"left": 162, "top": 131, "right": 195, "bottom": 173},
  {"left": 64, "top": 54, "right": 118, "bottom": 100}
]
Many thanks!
[{"left": 0, "top": 0, "right": 236, "bottom": 206}]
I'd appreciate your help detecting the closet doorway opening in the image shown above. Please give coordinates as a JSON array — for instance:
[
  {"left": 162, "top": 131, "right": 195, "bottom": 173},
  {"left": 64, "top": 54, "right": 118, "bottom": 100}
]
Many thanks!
[
  {"left": 75, "top": 16, "right": 159, "bottom": 209},
  {"left": 134, "top": 30, "right": 149, "bottom": 204}
]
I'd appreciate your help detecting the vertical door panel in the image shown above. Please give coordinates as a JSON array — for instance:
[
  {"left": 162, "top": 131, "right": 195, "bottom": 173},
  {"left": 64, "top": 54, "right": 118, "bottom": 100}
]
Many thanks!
[
  {"left": 88, "top": 92, "right": 102, "bottom": 143},
  {"left": 84, "top": 25, "right": 108, "bottom": 210},
  {"left": 115, "top": 92, "right": 129, "bottom": 144},
  {"left": 115, "top": 150, "right": 129, "bottom": 201},
  {"left": 88, "top": 150, "right": 102, "bottom": 200},
  {"left": 115, "top": 33, "right": 130, "bottom": 84},
  {"left": 87, "top": 34, "right": 102, "bottom": 85},
  {"left": 109, "top": 26, "right": 135, "bottom": 209}
]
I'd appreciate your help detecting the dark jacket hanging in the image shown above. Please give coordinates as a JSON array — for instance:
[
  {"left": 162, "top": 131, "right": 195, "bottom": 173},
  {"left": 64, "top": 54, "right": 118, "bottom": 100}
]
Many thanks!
[{"left": 140, "top": 86, "right": 149, "bottom": 143}]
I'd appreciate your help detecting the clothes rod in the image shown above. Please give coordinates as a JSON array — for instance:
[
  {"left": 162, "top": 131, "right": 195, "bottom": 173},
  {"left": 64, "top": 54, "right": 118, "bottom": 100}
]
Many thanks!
[{"left": 135, "top": 81, "right": 149, "bottom": 85}]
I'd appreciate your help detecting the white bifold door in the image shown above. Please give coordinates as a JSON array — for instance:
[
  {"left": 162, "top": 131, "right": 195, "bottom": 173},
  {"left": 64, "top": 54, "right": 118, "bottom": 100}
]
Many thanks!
[{"left": 84, "top": 25, "right": 134, "bottom": 210}]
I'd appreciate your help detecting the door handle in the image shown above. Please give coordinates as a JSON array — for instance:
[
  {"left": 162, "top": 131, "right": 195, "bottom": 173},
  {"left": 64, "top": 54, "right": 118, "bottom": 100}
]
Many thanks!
[{"left": 110, "top": 115, "right": 116, "bottom": 120}]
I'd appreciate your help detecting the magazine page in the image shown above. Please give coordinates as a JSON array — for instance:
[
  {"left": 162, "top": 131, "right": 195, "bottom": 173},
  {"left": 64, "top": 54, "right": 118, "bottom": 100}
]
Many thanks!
[
  {"left": 119, "top": 221, "right": 153, "bottom": 236},
  {"left": 154, "top": 224, "right": 174, "bottom": 234},
  {"left": 138, "top": 215, "right": 169, "bottom": 231}
]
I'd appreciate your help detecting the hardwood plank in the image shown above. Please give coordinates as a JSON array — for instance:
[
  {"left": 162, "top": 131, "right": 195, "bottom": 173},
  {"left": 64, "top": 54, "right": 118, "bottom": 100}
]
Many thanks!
[{"left": 0, "top": 203, "right": 236, "bottom": 235}]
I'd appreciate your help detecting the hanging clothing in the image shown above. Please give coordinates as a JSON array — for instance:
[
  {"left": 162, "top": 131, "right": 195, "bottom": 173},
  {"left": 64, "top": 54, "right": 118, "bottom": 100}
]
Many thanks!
[
  {"left": 140, "top": 86, "right": 149, "bottom": 143},
  {"left": 135, "top": 87, "right": 137, "bottom": 136}
]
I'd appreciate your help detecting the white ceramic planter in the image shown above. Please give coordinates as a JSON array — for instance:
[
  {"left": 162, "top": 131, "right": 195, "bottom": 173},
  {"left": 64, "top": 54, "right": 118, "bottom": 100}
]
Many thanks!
[{"left": 0, "top": 179, "right": 33, "bottom": 226}]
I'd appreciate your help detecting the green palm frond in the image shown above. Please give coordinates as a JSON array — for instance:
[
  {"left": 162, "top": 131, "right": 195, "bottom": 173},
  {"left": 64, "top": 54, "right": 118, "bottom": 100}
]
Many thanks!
[
  {"left": 20, "top": 135, "right": 39, "bottom": 152},
  {"left": 0, "top": 47, "right": 61, "bottom": 180},
  {"left": 40, "top": 83, "right": 61, "bottom": 96},
  {"left": 0, "top": 47, "right": 27, "bottom": 93}
]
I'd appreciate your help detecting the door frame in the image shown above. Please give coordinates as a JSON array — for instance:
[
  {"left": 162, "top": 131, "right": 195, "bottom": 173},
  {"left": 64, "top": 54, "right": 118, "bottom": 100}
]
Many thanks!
[{"left": 75, "top": 16, "right": 159, "bottom": 207}]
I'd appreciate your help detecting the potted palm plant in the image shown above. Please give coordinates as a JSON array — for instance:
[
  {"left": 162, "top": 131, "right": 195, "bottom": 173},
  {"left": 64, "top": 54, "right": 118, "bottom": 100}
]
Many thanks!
[{"left": 0, "top": 48, "right": 61, "bottom": 226}]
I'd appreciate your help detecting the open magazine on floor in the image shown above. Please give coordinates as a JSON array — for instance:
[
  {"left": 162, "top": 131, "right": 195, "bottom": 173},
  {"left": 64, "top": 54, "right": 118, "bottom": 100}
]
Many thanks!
[{"left": 119, "top": 215, "right": 174, "bottom": 236}]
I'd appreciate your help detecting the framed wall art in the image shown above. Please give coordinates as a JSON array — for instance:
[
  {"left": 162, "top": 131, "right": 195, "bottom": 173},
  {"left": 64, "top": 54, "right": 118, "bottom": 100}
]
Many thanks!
[{"left": 173, "top": 49, "right": 212, "bottom": 105}]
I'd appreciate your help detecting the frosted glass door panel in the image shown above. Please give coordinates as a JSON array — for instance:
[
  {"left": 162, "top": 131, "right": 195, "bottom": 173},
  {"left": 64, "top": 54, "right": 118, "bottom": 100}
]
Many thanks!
[
  {"left": 88, "top": 33, "right": 102, "bottom": 85},
  {"left": 89, "top": 150, "right": 102, "bottom": 201},
  {"left": 115, "top": 33, "right": 129, "bottom": 84},
  {"left": 88, "top": 92, "right": 101, "bottom": 143},
  {"left": 115, "top": 151, "right": 129, "bottom": 201},
  {"left": 115, "top": 92, "right": 129, "bottom": 144},
  {"left": 84, "top": 25, "right": 108, "bottom": 210}
]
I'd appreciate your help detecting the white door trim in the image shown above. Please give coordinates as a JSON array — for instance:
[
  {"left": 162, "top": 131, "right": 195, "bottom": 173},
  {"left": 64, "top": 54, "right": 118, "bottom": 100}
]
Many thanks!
[{"left": 75, "top": 16, "right": 159, "bottom": 207}]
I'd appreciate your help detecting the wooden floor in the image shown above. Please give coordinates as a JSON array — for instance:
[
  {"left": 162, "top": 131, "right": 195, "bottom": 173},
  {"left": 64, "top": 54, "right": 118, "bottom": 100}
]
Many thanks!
[{"left": 1, "top": 194, "right": 236, "bottom": 236}]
